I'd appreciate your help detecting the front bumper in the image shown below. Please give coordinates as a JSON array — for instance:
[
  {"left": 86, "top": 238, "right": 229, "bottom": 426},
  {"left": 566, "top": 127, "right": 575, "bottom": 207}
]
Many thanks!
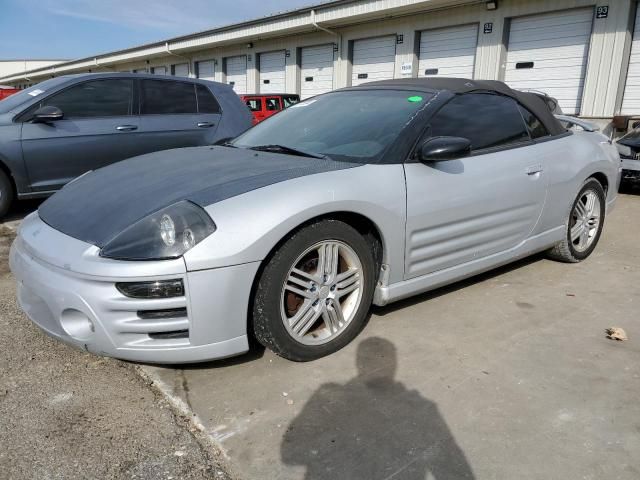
[
  {"left": 621, "top": 157, "right": 640, "bottom": 182},
  {"left": 10, "top": 215, "right": 259, "bottom": 363}
]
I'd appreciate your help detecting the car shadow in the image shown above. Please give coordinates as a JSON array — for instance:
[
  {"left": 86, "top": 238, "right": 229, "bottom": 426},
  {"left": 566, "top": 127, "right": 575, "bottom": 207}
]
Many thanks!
[
  {"left": 1, "top": 199, "right": 43, "bottom": 225},
  {"left": 373, "top": 253, "right": 545, "bottom": 317},
  {"left": 281, "top": 337, "right": 476, "bottom": 479}
]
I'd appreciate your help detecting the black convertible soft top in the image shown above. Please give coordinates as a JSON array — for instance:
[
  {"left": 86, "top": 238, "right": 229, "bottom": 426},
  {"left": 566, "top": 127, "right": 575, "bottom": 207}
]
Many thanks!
[{"left": 355, "top": 78, "right": 567, "bottom": 137}]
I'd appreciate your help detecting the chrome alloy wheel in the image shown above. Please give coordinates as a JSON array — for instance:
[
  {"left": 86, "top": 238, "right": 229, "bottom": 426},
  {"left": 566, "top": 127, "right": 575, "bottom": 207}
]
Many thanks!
[
  {"left": 570, "top": 189, "right": 601, "bottom": 253},
  {"left": 280, "top": 240, "right": 364, "bottom": 345}
]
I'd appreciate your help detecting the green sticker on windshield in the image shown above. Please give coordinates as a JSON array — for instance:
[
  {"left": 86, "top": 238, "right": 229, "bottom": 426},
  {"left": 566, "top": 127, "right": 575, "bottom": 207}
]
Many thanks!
[{"left": 407, "top": 96, "right": 423, "bottom": 103}]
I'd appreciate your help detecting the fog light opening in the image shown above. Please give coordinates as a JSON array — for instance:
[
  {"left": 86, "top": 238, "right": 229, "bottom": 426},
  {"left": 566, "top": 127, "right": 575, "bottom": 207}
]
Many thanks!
[{"left": 60, "top": 309, "right": 95, "bottom": 341}]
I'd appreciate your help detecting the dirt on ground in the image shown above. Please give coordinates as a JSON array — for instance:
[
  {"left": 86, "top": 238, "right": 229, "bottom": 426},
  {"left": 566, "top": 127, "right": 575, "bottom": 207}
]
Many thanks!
[{"left": 0, "top": 219, "right": 233, "bottom": 480}]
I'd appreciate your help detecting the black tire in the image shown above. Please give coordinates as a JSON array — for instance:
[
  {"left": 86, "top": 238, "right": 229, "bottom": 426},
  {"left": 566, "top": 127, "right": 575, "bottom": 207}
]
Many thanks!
[
  {"left": 0, "top": 170, "right": 14, "bottom": 220},
  {"left": 252, "top": 219, "right": 376, "bottom": 362},
  {"left": 547, "top": 178, "right": 606, "bottom": 263}
]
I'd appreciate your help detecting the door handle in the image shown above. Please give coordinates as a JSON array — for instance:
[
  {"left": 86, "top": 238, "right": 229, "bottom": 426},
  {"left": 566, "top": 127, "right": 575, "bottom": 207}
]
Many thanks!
[
  {"left": 526, "top": 164, "right": 543, "bottom": 175},
  {"left": 197, "top": 122, "right": 215, "bottom": 128},
  {"left": 116, "top": 125, "right": 138, "bottom": 132}
]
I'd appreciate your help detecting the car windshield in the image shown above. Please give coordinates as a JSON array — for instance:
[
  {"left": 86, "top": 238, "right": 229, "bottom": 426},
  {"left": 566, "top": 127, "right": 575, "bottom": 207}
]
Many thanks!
[
  {"left": 0, "top": 77, "right": 67, "bottom": 114},
  {"left": 232, "top": 89, "right": 432, "bottom": 163}
]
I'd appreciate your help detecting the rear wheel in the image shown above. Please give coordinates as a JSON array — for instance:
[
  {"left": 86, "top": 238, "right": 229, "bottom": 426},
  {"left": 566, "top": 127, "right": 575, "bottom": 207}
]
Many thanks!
[
  {"left": 547, "top": 178, "right": 605, "bottom": 263},
  {"left": 252, "top": 219, "right": 376, "bottom": 361},
  {"left": 0, "top": 170, "right": 14, "bottom": 219}
]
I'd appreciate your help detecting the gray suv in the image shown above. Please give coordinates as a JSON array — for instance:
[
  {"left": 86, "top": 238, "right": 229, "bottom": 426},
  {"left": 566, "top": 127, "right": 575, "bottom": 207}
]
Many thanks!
[{"left": 0, "top": 73, "right": 252, "bottom": 217}]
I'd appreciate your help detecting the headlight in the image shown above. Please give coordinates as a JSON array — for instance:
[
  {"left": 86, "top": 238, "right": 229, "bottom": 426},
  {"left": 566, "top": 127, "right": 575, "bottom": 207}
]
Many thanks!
[{"left": 100, "top": 201, "right": 216, "bottom": 260}]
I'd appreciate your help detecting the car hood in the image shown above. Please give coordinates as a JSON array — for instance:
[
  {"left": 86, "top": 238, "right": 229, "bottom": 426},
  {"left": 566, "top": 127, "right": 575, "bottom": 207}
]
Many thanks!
[
  {"left": 38, "top": 146, "right": 359, "bottom": 248},
  {"left": 617, "top": 128, "right": 640, "bottom": 148}
]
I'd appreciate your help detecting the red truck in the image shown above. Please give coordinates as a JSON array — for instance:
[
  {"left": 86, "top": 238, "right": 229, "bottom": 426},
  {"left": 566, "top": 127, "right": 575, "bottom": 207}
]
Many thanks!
[
  {"left": 0, "top": 86, "right": 20, "bottom": 101},
  {"left": 241, "top": 93, "right": 300, "bottom": 125}
]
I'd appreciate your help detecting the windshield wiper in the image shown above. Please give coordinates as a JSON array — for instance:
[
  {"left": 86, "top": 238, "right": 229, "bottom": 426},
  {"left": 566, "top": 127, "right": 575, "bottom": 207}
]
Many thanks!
[{"left": 248, "top": 144, "right": 326, "bottom": 159}]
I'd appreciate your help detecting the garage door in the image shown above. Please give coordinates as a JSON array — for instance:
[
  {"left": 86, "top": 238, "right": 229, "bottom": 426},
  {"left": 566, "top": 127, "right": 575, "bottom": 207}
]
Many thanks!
[
  {"left": 172, "top": 63, "right": 189, "bottom": 77},
  {"left": 259, "top": 50, "right": 286, "bottom": 94},
  {"left": 352, "top": 36, "right": 396, "bottom": 86},
  {"left": 196, "top": 60, "right": 216, "bottom": 81},
  {"left": 151, "top": 66, "right": 167, "bottom": 75},
  {"left": 622, "top": 5, "right": 640, "bottom": 115},
  {"left": 419, "top": 24, "right": 478, "bottom": 79},
  {"left": 301, "top": 44, "right": 334, "bottom": 99},
  {"left": 504, "top": 8, "right": 593, "bottom": 115},
  {"left": 225, "top": 55, "right": 247, "bottom": 94}
]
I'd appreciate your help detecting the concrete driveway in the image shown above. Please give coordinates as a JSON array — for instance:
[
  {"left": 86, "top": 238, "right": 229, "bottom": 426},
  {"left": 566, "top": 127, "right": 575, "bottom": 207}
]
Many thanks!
[{"left": 144, "top": 194, "right": 640, "bottom": 480}]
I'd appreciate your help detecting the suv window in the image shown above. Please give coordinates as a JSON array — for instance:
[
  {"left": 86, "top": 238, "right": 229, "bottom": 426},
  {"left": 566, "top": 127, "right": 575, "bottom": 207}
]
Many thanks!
[
  {"left": 429, "top": 93, "right": 530, "bottom": 151},
  {"left": 517, "top": 105, "right": 549, "bottom": 139},
  {"left": 196, "top": 84, "right": 221, "bottom": 114},
  {"left": 245, "top": 99, "right": 262, "bottom": 111},
  {"left": 40, "top": 79, "right": 133, "bottom": 119},
  {"left": 266, "top": 98, "right": 281, "bottom": 111},
  {"left": 282, "top": 95, "right": 299, "bottom": 108},
  {"left": 141, "top": 79, "right": 197, "bottom": 115}
]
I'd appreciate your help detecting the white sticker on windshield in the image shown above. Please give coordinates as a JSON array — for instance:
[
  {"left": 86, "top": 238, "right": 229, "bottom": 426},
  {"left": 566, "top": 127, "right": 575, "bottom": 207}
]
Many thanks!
[
  {"left": 28, "top": 89, "right": 45, "bottom": 97},
  {"left": 290, "top": 99, "right": 317, "bottom": 108}
]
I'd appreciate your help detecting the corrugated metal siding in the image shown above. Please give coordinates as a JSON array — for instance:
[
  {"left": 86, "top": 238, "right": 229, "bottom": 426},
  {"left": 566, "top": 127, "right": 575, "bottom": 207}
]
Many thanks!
[
  {"left": 504, "top": 8, "right": 593, "bottom": 115},
  {"left": 622, "top": 3, "right": 640, "bottom": 115},
  {"left": 418, "top": 24, "right": 478, "bottom": 78}
]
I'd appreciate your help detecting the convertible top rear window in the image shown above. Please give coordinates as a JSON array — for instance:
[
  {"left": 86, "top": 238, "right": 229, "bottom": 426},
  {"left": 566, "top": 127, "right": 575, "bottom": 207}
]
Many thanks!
[{"left": 233, "top": 90, "right": 433, "bottom": 163}]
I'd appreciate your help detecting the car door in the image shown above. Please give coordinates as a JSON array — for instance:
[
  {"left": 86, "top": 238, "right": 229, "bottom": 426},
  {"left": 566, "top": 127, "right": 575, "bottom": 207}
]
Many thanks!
[
  {"left": 404, "top": 93, "right": 548, "bottom": 279},
  {"left": 245, "top": 97, "right": 262, "bottom": 125},
  {"left": 137, "top": 79, "right": 221, "bottom": 150},
  {"left": 264, "top": 97, "right": 281, "bottom": 120},
  {"left": 20, "top": 78, "right": 140, "bottom": 192}
]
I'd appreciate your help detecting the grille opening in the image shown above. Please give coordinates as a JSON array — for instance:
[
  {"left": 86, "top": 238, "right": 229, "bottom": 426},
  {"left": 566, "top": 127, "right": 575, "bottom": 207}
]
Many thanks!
[
  {"left": 148, "top": 330, "right": 189, "bottom": 340},
  {"left": 137, "top": 308, "right": 187, "bottom": 320}
]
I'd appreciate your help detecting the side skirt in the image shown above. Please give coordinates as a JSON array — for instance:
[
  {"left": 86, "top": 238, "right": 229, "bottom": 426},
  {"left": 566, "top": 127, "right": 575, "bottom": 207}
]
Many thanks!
[{"left": 373, "top": 226, "right": 564, "bottom": 306}]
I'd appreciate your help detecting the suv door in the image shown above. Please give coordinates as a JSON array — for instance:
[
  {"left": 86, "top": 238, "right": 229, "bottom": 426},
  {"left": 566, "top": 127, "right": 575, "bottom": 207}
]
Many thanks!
[
  {"left": 20, "top": 78, "right": 140, "bottom": 192},
  {"left": 264, "top": 97, "right": 282, "bottom": 121},
  {"left": 403, "top": 93, "right": 548, "bottom": 279},
  {"left": 137, "top": 79, "right": 221, "bottom": 150}
]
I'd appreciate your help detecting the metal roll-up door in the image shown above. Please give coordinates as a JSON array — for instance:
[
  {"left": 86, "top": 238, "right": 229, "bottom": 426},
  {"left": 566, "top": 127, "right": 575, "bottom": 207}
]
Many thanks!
[
  {"left": 351, "top": 36, "right": 396, "bottom": 86},
  {"left": 151, "top": 66, "right": 167, "bottom": 75},
  {"left": 173, "top": 63, "right": 189, "bottom": 77},
  {"left": 622, "top": 5, "right": 640, "bottom": 115},
  {"left": 196, "top": 60, "right": 216, "bottom": 81},
  {"left": 419, "top": 24, "right": 478, "bottom": 78},
  {"left": 225, "top": 55, "right": 247, "bottom": 94},
  {"left": 259, "top": 50, "right": 286, "bottom": 94},
  {"left": 301, "top": 44, "right": 334, "bottom": 99},
  {"left": 504, "top": 8, "right": 593, "bottom": 115}
]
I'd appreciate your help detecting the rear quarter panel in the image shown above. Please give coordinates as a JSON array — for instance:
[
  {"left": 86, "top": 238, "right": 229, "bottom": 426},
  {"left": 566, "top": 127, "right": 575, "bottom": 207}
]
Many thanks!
[
  {"left": 184, "top": 163, "right": 407, "bottom": 283},
  {"left": 540, "top": 131, "right": 620, "bottom": 231}
]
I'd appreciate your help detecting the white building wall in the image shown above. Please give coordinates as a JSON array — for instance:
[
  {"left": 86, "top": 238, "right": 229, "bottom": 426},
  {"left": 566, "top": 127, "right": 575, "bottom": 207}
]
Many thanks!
[
  {"left": 1, "top": 0, "right": 637, "bottom": 120},
  {"left": 0, "top": 60, "right": 65, "bottom": 79}
]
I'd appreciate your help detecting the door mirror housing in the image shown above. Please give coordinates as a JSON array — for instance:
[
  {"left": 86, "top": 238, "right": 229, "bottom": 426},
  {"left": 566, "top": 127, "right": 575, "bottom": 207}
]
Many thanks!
[
  {"left": 32, "top": 106, "right": 63, "bottom": 123},
  {"left": 419, "top": 136, "right": 471, "bottom": 162}
]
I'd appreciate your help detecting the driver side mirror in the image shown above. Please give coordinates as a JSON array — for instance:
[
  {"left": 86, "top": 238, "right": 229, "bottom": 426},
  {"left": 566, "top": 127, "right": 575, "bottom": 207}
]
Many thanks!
[
  {"left": 419, "top": 136, "right": 471, "bottom": 162},
  {"left": 32, "top": 106, "right": 63, "bottom": 123}
]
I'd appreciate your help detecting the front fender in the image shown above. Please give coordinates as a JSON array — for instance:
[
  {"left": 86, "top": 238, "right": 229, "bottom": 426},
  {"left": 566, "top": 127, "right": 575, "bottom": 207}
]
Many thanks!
[{"left": 184, "top": 164, "right": 407, "bottom": 284}]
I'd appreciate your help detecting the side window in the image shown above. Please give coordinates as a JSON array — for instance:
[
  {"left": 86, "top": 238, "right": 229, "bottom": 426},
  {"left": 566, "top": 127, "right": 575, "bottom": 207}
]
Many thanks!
[
  {"left": 196, "top": 84, "right": 221, "bottom": 114},
  {"left": 141, "top": 79, "right": 197, "bottom": 115},
  {"left": 282, "top": 96, "right": 299, "bottom": 108},
  {"left": 517, "top": 105, "right": 549, "bottom": 139},
  {"left": 40, "top": 79, "right": 133, "bottom": 119},
  {"left": 266, "top": 98, "right": 280, "bottom": 111},
  {"left": 245, "top": 99, "right": 262, "bottom": 112},
  {"left": 429, "top": 93, "right": 530, "bottom": 151}
]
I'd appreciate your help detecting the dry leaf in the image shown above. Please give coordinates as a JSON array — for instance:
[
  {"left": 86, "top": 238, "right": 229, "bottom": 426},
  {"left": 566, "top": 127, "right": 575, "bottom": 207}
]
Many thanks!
[{"left": 606, "top": 327, "right": 627, "bottom": 341}]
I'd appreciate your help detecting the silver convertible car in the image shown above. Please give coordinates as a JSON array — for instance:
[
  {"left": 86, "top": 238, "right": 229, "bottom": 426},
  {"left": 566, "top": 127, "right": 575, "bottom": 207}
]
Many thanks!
[{"left": 10, "top": 78, "right": 621, "bottom": 363}]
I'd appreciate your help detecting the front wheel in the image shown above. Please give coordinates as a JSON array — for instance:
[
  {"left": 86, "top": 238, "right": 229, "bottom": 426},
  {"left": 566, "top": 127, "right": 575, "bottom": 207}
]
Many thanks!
[
  {"left": 547, "top": 178, "right": 605, "bottom": 263},
  {"left": 252, "top": 219, "right": 376, "bottom": 361}
]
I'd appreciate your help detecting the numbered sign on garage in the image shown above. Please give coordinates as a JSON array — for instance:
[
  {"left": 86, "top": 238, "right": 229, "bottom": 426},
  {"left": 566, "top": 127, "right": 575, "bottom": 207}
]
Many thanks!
[
  {"left": 621, "top": 4, "right": 640, "bottom": 114},
  {"left": 259, "top": 51, "right": 286, "bottom": 94},
  {"left": 419, "top": 24, "right": 478, "bottom": 78},
  {"left": 351, "top": 36, "right": 396, "bottom": 86},
  {"left": 225, "top": 55, "right": 247, "bottom": 94},
  {"left": 301, "top": 44, "right": 334, "bottom": 99},
  {"left": 196, "top": 60, "right": 216, "bottom": 81},
  {"left": 504, "top": 8, "right": 593, "bottom": 114}
]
